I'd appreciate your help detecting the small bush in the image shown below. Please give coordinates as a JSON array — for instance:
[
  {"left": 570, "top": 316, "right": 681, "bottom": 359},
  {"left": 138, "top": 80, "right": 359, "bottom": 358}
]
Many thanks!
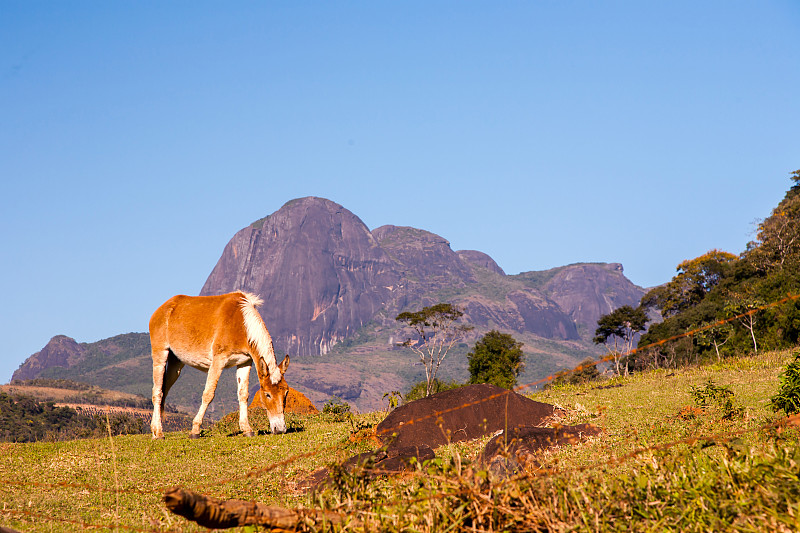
[
  {"left": 546, "top": 357, "right": 601, "bottom": 389},
  {"left": 689, "top": 379, "right": 743, "bottom": 420},
  {"left": 382, "top": 390, "right": 402, "bottom": 411},
  {"left": 404, "top": 379, "right": 462, "bottom": 403},
  {"left": 770, "top": 351, "right": 800, "bottom": 416},
  {"left": 322, "top": 397, "right": 352, "bottom": 422}
]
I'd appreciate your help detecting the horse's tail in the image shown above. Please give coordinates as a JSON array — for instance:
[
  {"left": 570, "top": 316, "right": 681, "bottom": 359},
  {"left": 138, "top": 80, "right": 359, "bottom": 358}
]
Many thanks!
[{"left": 238, "top": 291, "right": 281, "bottom": 384}]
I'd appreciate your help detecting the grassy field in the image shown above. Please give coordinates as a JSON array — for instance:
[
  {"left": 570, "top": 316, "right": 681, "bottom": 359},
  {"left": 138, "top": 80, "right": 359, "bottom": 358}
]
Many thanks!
[{"left": 1, "top": 349, "right": 799, "bottom": 532}]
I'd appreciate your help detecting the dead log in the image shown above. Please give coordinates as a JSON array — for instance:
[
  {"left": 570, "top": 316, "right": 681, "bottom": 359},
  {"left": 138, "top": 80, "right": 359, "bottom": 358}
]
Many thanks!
[{"left": 163, "top": 486, "right": 354, "bottom": 530}]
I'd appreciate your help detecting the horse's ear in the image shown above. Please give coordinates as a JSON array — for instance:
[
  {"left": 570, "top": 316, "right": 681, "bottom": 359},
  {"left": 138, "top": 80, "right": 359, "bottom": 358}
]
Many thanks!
[
  {"left": 258, "top": 357, "right": 269, "bottom": 377},
  {"left": 279, "top": 355, "right": 290, "bottom": 374}
]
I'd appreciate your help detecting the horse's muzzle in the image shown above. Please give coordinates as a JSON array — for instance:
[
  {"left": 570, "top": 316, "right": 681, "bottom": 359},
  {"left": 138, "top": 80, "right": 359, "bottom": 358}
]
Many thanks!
[{"left": 269, "top": 415, "right": 287, "bottom": 434}]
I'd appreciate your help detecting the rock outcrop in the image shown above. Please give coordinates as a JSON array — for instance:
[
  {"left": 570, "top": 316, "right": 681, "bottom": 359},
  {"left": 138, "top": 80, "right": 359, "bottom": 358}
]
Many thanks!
[
  {"left": 201, "top": 197, "right": 399, "bottom": 356},
  {"left": 541, "top": 263, "right": 644, "bottom": 330},
  {"left": 201, "top": 197, "right": 639, "bottom": 357},
  {"left": 13, "top": 335, "right": 87, "bottom": 381}
]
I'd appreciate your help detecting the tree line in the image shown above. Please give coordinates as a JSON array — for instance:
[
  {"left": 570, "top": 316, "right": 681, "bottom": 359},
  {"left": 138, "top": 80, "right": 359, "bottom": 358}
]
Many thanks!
[{"left": 593, "top": 169, "right": 800, "bottom": 372}]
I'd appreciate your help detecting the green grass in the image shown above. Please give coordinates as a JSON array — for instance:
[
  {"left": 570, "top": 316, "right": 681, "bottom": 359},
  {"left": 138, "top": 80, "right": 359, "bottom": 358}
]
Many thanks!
[
  {"left": 0, "top": 411, "right": 373, "bottom": 532},
  {"left": 2, "top": 349, "right": 799, "bottom": 531}
]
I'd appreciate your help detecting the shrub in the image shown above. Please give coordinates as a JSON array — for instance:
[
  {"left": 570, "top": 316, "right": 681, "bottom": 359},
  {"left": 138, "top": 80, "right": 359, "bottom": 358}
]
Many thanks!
[
  {"left": 770, "top": 351, "right": 800, "bottom": 416},
  {"left": 404, "top": 379, "right": 461, "bottom": 403},
  {"left": 322, "top": 397, "right": 352, "bottom": 422},
  {"left": 382, "top": 391, "right": 402, "bottom": 411},
  {"left": 689, "top": 379, "right": 743, "bottom": 420},
  {"left": 467, "top": 330, "right": 524, "bottom": 389},
  {"left": 546, "top": 357, "right": 601, "bottom": 389}
]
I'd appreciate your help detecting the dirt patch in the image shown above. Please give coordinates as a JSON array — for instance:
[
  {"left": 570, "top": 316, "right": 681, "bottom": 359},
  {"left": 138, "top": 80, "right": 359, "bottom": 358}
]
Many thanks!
[
  {"left": 250, "top": 386, "right": 318, "bottom": 415},
  {"left": 375, "top": 383, "right": 559, "bottom": 449}
]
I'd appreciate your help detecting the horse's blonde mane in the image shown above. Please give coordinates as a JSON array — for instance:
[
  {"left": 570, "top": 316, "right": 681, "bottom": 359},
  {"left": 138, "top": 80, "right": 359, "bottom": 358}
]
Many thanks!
[{"left": 238, "top": 291, "right": 281, "bottom": 384}]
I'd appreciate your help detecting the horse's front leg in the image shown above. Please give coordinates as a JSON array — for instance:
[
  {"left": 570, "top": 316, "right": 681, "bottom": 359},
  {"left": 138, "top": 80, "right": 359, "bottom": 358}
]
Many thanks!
[
  {"left": 236, "top": 363, "right": 254, "bottom": 437},
  {"left": 190, "top": 356, "right": 226, "bottom": 438}
]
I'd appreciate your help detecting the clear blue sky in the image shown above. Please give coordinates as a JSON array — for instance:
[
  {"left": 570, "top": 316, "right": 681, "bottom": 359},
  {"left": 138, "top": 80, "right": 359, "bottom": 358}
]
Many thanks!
[{"left": 2, "top": 2, "right": 798, "bottom": 383}]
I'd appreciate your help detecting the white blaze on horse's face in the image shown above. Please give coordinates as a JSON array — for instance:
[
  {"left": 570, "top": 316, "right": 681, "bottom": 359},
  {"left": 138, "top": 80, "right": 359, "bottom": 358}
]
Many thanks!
[{"left": 258, "top": 355, "right": 290, "bottom": 434}]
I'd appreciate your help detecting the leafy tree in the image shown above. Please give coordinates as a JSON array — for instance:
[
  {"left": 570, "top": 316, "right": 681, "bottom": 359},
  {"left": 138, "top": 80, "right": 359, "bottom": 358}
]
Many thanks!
[
  {"left": 693, "top": 320, "right": 734, "bottom": 361},
  {"left": 641, "top": 250, "right": 737, "bottom": 318},
  {"left": 466, "top": 330, "right": 524, "bottom": 389},
  {"left": 594, "top": 305, "right": 649, "bottom": 375},
  {"left": 396, "top": 303, "right": 473, "bottom": 397},
  {"left": 638, "top": 170, "right": 800, "bottom": 367}
]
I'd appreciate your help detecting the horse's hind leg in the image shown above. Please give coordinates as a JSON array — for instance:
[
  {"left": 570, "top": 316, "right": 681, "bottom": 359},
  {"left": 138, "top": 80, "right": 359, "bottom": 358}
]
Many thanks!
[
  {"left": 151, "top": 346, "right": 170, "bottom": 439},
  {"left": 159, "top": 352, "right": 184, "bottom": 419}
]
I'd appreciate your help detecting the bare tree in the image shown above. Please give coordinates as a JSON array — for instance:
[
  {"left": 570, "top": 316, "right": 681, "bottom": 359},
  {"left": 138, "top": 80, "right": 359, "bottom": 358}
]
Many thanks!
[
  {"left": 725, "top": 296, "right": 763, "bottom": 354},
  {"left": 396, "top": 303, "right": 473, "bottom": 397}
]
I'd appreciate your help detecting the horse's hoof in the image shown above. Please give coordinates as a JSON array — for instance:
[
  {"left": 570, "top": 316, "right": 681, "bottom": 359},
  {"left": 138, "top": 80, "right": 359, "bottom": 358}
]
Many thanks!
[
  {"left": 152, "top": 435, "right": 165, "bottom": 440},
  {"left": 243, "top": 431, "right": 255, "bottom": 438},
  {"left": 188, "top": 433, "right": 201, "bottom": 439}
]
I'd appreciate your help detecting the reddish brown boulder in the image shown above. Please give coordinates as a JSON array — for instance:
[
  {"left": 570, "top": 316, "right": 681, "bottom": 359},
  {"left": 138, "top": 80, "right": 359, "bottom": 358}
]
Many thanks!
[
  {"left": 375, "top": 383, "right": 558, "bottom": 450},
  {"left": 250, "top": 386, "right": 318, "bottom": 415},
  {"left": 301, "top": 384, "right": 601, "bottom": 491},
  {"left": 479, "top": 423, "right": 603, "bottom": 477}
]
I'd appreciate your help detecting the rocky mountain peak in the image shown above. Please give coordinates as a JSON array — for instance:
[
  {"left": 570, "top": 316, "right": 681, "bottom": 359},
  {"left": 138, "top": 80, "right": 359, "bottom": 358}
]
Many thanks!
[
  {"left": 202, "top": 197, "right": 398, "bottom": 356},
  {"left": 13, "top": 335, "right": 86, "bottom": 381},
  {"left": 540, "top": 263, "right": 643, "bottom": 329},
  {"left": 457, "top": 250, "right": 506, "bottom": 275},
  {"left": 200, "top": 197, "right": 646, "bottom": 358}
]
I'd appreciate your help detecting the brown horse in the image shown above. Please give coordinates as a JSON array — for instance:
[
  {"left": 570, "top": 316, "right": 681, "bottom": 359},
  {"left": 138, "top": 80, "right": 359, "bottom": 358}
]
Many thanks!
[{"left": 149, "top": 291, "right": 289, "bottom": 439}]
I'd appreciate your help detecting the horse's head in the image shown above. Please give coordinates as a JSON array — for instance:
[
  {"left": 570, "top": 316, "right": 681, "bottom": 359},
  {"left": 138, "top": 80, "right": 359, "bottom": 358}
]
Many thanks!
[{"left": 256, "top": 355, "right": 290, "bottom": 434}]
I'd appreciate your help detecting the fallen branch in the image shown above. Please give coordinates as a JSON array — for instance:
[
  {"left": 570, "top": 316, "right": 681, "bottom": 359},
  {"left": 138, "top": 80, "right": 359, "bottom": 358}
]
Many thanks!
[{"left": 163, "top": 486, "right": 354, "bottom": 530}]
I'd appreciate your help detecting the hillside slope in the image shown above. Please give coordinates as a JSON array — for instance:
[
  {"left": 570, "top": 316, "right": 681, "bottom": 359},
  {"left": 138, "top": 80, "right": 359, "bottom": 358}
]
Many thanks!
[{"left": 2, "top": 350, "right": 796, "bottom": 532}]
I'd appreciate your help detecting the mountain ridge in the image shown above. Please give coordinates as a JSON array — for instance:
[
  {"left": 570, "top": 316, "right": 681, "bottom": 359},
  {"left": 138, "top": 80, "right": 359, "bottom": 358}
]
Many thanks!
[{"left": 13, "top": 197, "right": 649, "bottom": 412}]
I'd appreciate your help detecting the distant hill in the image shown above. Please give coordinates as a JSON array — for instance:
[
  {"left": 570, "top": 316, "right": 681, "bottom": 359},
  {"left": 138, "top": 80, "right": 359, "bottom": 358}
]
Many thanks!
[
  {"left": 12, "top": 333, "right": 236, "bottom": 418},
  {"left": 13, "top": 197, "right": 650, "bottom": 413},
  {"left": 2, "top": 378, "right": 155, "bottom": 409}
]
